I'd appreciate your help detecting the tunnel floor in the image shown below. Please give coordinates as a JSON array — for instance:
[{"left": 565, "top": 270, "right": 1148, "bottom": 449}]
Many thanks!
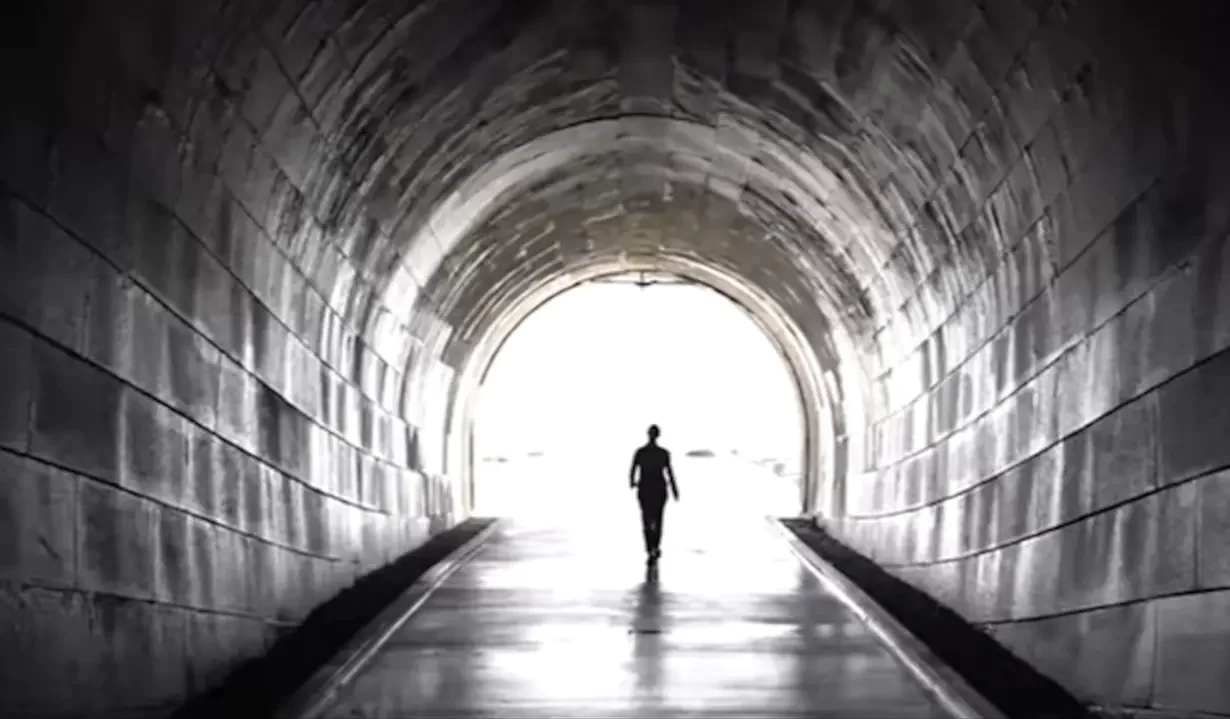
[{"left": 315, "top": 511, "right": 953, "bottom": 718}]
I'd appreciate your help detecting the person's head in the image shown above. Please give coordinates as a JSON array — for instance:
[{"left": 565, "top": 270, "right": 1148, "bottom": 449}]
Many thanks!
[{"left": 647, "top": 424, "right": 661, "bottom": 443}]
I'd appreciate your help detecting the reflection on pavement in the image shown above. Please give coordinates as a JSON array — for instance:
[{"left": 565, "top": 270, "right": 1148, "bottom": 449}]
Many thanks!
[{"left": 324, "top": 463, "right": 951, "bottom": 718}]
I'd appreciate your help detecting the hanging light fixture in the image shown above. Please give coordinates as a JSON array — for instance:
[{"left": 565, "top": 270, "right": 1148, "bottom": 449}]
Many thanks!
[{"left": 587, "top": 269, "right": 696, "bottom": 287}]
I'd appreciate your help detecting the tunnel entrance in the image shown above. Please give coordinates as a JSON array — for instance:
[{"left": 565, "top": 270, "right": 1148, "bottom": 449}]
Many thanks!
[{"left": 470, "top": 273, "right": 805, "bottom": 524}]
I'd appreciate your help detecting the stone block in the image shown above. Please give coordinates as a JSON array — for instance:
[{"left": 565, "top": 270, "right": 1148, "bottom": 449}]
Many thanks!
[
  {"left": 280, "top": 473, "right": 307, "bottom": 552},
  {"left": 1047, "top": 339, "right": 1084, "bottom": 438},
  {"left": 128, "top": 282, "right": 173, "bottom": 392},
  {"left": 77, "top": 479, "right": 158, "bottom": 599},
  {"left": 1057, "top": 429, "right": 1096, "bottom": 524},
  {"left": 994, "top": 462, "right": 1032, "bottom": 547},
  {"left": 1197, "top": 468, "right": 1230, "bottom": 588},
  {"left": 241, "top": 146, "right": 282, "bottom": 227},
  {"left": 186, "top": 516, "right": 217, "bottom": 610},
  {"left": 253, "top": 309, "right": 292, "bottom": 396},
  {"left": 1139, "top": 263, "right": 1199, "bottom": 395},
  {"left": 1150, "top": 481, "right": 1199, "bottom": 597},
  {"left": 264, "top": 94, "right": 317, "bottom": 188},
  {"left": 82, "top": 261, "right": 139, "bottom": 377},
  {"left": 30, "top": 341, "right": 123, "bottom": 483},
  {"left": 1088, "top": 394, "right": 1157, "bottom": 511},
  {"left": 1084, "top": 321, "right": 1126, "bottom": 424},
  {"left": 1008, "top": 291, "right": 1051, "bottom": 389},
  {"left": 1155, "top": 590, "right": 1230, "bottom": 714},
  {"left": 255, "top": 379, "right": 292, "bottom": 470},
  {"left": 131, "top": 200, "right": 208, "bottom": 321},
  {"left": 1145, "top": 156, "right": 1230, "bottom": 279},
  {"left": 1157, "top": 348, "right": 1230, "bottom": 486},
  {"left": 215, "top": 440, "right": 248, "bottom": 531},
  {"left": 215, "top": 356, "right": 258, "bottom": 453},
  {"left": 240, "top": 46, "right": 290, "bottom": 135},
  {"left": 126, "top": 106, "right": 184, "bottom": 212},
  {"left": 1020, "top": 444, "right": 1060, "bottom": 535},
  {"left": 303, "top": 487, "right": 329, "bottom": 557},
  {"left": 164, "top": 307, "right": 222, "bottom": 426},
  {"left": 210, "top": 524, "right": 251, "bottom": 614},
  {"left": 0, "top": 194, "right": 95, "bottom": 350},
  {"left": 0, "top": 321, "right": 34, "bottom": 452},
  {"left": 188, "top": 432, "right": 221, "bottom": 520},
  {"left": 46, "top": 128, "right": 134, "bottom": 268},
  {"left": 155, "top": 503, "right": 193, "bottom": 606},
  {"left": 0, "top": 454, "right": 76, "bottom": 588},
  {"left": 0, "top": 98, "right": 55, "bottom": 206},
  {"left": 1077, "top": 602, "right": 1156, "bottom": 705},
  {"left": 271, "top": 546, "right": 304, "bottom": 623},
  {"left": 0, "top": 583, "right": 96, "bottom": 717},
  {"left": 118, "top": 389, "right": 193, "bottom": 508},
  {"left": 89, "top": 594, "right": 190, "bottom": 716},
  {"left": 239, "top": 450, "right": 266, "bottom": 537},
  {"left": 1053, "top": 508, "right": 1116, "bottom": 614},
  {"left": 246, "top": 537, "right": 278, "bottom": 616},
  {"left": 1189, "top": 236, "right": 1230, "bottom": 363},
  {"left": 1008, "top": 531, "right": 1060, "bottom": 618},
  {"left": 187, "top": 245, "right": 240, "bottom": 373}
]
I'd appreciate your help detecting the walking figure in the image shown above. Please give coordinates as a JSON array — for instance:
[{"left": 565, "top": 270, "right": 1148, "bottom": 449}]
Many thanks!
[{"left": 629, "top": 424, "right": 680, "bottom": 563}]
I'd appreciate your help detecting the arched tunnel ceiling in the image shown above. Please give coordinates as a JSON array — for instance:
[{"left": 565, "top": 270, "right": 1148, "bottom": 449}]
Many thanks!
[
  {"left": 311, "top": 0, "right": 1073, "bottom": 380},
  {"left": 418, "top": 121, "right": 877, "bottom": 362}
]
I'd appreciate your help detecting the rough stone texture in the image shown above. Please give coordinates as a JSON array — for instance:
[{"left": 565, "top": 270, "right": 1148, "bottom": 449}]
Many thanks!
[{"left": 1, "top": 0, "right": 1230, "bottom": 716}]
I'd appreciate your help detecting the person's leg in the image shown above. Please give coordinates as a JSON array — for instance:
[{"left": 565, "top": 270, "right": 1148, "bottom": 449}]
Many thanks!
[
  {"left": 637, "top": 496, "right": 654, "bottom": 554},
  {"left": 646, "top": 495, "right": 666, "bottom": 556},
  {"left": 652, "top": 499, "right": 666, "bottom": 555}
]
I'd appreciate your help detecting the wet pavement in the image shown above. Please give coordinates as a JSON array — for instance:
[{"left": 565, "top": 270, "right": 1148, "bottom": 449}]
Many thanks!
[{"left": 320, "top": 479, "right": 953, "bottom": 718}]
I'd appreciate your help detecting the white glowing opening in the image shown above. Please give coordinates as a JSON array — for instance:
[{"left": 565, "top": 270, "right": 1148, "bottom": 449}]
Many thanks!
[{"left": 471, "top": 278, "right": 803, "bottom": 524}]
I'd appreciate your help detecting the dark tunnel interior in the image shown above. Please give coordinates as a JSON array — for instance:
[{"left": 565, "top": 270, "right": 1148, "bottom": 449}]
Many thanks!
[{"left": 2, "top": 0, "right": 1230, "bottom": 715}]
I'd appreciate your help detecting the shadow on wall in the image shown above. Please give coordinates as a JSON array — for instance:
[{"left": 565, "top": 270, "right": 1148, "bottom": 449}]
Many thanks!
[{"left": 171, "top": 518, "right": 494, "bottom": 719}]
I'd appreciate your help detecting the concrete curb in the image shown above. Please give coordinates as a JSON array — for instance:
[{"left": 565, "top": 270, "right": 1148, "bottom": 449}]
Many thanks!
[
  {"left": 273, "top": 519, "right": 503, "bottom": 719},
  {"left": 765, "top": 517, "right": 1007, "bottom": 719}
]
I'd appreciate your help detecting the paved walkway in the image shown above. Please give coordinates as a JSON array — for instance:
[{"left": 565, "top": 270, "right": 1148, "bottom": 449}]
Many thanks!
[{"left": 321, "top": 499, "right": 952, "bottom": 718}]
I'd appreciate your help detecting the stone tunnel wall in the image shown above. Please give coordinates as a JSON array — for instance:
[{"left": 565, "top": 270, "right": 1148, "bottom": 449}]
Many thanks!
[
  {"left": 0, "top": 4, "right": 460, "bottom": 716},
  {"left": 830, "top": 2, "right": 1230, "bottom": 715}
]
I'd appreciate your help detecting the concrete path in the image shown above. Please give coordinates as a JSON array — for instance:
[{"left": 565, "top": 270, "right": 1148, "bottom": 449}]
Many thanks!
[{"left": 321, "top": 503, "right": 953, "bottom": 718}]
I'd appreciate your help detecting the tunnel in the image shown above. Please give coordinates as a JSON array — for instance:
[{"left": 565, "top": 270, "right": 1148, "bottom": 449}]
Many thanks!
[{"left": 1, "top": 0, "right": 1229, "bottom": 715}]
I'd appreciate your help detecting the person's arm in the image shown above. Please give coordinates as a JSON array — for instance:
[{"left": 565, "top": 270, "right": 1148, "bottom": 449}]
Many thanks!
[
  {"left": 629, "top": 450, "right": 640, "bottom": 489},
  {"left": 665, "top": 451, "right": 679, "bottom": 501}
]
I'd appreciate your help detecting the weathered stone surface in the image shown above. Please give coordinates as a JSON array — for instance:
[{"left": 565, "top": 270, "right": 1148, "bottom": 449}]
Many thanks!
[
  {"left": 0, "top": 322, "right": 34, "bottom": 453},
  {"left": 0, "top": 453, "right": 76, "bottom": 589}
]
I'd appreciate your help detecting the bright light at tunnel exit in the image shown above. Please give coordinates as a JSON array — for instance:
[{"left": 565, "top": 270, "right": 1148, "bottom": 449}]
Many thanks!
[{"left": 472, "top": 275, "right": 804, "bottom": 523}]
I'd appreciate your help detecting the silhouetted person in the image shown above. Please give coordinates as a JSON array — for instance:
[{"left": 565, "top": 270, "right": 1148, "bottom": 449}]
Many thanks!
[{"left": 629, "top": 424, "right": 679, "bottom": 563}]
